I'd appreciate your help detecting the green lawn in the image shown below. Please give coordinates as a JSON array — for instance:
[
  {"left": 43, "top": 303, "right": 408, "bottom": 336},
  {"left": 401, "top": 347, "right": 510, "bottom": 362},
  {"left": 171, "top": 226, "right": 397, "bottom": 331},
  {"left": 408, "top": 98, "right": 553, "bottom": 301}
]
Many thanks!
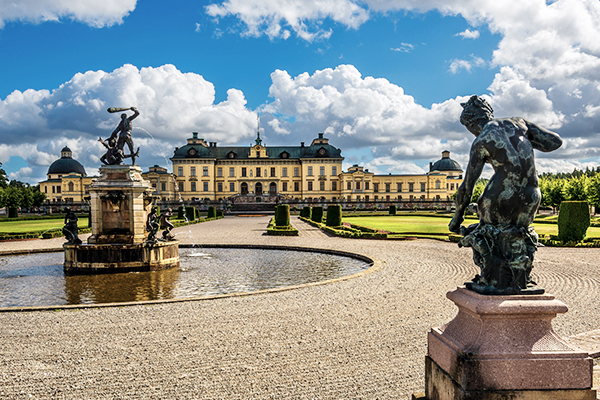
[
  {"left": 343, "top": 215, "right": 600, "bottom": 239},
  {"left": 0, "top": 219, "right": 88, "bottom": 233}
]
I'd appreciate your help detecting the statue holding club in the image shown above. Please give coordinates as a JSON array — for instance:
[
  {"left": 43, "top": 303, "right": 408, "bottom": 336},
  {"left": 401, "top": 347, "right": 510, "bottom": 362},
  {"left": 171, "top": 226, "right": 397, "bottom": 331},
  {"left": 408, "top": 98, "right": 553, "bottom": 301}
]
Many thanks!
[{"left": 100, "top": 107, "right": 140, "bottom": 165}]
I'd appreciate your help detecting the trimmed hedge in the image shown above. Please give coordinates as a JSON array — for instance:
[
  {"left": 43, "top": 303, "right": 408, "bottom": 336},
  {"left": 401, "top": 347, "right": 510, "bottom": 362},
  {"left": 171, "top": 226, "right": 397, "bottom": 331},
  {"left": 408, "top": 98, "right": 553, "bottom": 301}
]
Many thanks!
[
  {"left": 389, "top": 205, "right": 397, "bottom": 215},
  {"left": 275, "top": 204, "right": 290, "bottom": 227},
  {"left": 185, "top": 206, "right": 196, "bottom": 222},
  {"left": 299, "top": 216, "right": 387, "bottom": 239},
  {"left": 216, "top": 209, "right": 223, "bottom": 218},
  {"left": 267, "top": 217, "right": 298, "bottom": 236},
  {"left": 8, "top": 207, "right": 18, "bottom": 218},
  {"left": 558, "top": 201, "right": 590, "bottom": 242},
  {"left": 300, "top": 206, "right": 312, "bottom": 219},
  {"left": 311, "top": 206, "right": 324, "bottom": 223},
  {"left": 325, "top": 205, "right": 342, "bottom": 227},
  {"left": 207, "top": 206, "right": 217, "bottom": 219},
  {"left": 177, "top": 206, "right": 185, "bottom": 219}
]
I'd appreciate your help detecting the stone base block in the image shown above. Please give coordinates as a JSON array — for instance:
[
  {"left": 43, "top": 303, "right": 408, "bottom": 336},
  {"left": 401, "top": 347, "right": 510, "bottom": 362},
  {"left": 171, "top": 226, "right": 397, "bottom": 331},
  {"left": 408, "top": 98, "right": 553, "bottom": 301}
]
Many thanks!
[
  {"left": 424, "top": 287, "right": 596, "bottom": 399},
  {"left": 64, "top": 241, "right": 179, "bottom": 274},
  {"left": 423, "top": 356, "right": 596, "bottom": 400}
]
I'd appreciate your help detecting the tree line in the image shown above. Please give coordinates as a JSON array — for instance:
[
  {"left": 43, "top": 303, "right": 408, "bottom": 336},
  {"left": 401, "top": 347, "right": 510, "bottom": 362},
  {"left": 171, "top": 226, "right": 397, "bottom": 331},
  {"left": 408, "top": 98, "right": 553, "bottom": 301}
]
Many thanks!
[{"left": 0, "top": 163, "right": 46, "bottom": 212}]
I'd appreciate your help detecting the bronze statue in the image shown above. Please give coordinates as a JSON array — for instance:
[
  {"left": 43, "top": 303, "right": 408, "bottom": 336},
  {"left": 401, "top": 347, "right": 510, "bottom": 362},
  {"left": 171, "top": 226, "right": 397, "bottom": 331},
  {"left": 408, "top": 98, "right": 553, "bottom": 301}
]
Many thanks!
[
  {"left": 146, "top": 207, "right": 159, "bottom": 243},
  {"left": 104, "top": 107, "right": 140, "bottom": 165},
  {"left": 99, "top": 136, "right": 139, "bottom": 166},
  {"left": 63, "top": 208, "right": 82, "bottom": 245},
  {"left": 161, "top": 208, "right": 175, "bottom": 241},
  {"left": 449, "top": 95, "right": 562, "bottom": 295}
]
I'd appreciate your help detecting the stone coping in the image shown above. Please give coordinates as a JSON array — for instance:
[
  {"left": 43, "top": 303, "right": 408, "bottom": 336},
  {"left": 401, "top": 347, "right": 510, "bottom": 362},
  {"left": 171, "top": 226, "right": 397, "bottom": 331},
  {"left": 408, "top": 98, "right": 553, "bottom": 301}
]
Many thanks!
[{"left": 0, "top": 244, "right": 377, "bottom": 313}]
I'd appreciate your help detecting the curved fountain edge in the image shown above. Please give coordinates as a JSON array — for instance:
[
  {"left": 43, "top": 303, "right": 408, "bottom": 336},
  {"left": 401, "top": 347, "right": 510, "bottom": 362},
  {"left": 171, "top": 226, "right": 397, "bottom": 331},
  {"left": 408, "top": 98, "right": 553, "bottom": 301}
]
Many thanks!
[{"left": 0, "top": 244, "right": 379, "bottom": 313}]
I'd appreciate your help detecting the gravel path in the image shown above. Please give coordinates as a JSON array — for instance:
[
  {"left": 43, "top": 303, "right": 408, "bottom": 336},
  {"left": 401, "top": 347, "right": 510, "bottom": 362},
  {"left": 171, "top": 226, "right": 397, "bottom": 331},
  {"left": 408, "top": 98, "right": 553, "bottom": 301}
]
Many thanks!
[{"left": 0, "top": 215, "right": 598, "bottom": 399}]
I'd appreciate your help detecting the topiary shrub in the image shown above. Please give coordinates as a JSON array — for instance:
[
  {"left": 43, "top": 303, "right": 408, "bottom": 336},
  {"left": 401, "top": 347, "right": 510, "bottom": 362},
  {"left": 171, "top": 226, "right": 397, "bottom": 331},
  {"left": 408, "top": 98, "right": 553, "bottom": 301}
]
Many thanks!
[
  {"left": 300, "top": 206, "right": 312, "bottom": 219},
  {"left": 325, "top": 205, "right": 342, "bottom": 227},
  {"left": 207, "top": 206, "right": 217, "bottom": 219},
  {"left": 185, "top": 206, "right": 196, "bottom": 221},
  {"left": 8, "top": 207, "right": 18, "bottom": 218},
  {"left": 275, "top": 204, "right": 290, "bottom": 227},
  {"left": 558, "top": 201, "right": 590, "bottom": 242},
  {"left": 216, "top": 209, "right": 223, "bottom": 218},
  {"left": 389, "top": 205, "right": 397, "bottom": 215},
  {"left": 177, "top": 206, "right": 185, "bottom": 219},
  {"left": 311, "top": 206, "right": 324, "bottom": 223}
]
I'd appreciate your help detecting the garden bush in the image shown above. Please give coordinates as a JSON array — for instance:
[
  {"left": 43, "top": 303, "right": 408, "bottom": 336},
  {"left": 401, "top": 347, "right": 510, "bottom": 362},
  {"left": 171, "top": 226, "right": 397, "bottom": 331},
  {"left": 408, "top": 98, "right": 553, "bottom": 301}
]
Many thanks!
[
  {"left": 325, "top": 205, "right": 342, "bottom": 227},
  {"left": 216, "top": 209, "right": 223, "bottom": 218},
  {"left": 185, "top": 206, "right": 196, "bottom": 221},
  {"left": 389, "top": 205, "right": 397, "bottom": 215},
  {"left": 8, "top": 207, "right": 18, "bottom": 218},
  {"left": 275, "top": 205, "right": 290, "bottom": 227},
  {"left": 558, "top": 201, "right": 590, "bottom": 242},
  {"left": 207, "top": 206, "right": 217, "bottom": 219},
  {"left": 300, "top": 206, "right": 312, "bottom": 219},
  {"left": 311, "top": 206, "right": 323, "bottom": 223},
  {"left": 177, "top": 206, "right": 185, "bottom": 219}
]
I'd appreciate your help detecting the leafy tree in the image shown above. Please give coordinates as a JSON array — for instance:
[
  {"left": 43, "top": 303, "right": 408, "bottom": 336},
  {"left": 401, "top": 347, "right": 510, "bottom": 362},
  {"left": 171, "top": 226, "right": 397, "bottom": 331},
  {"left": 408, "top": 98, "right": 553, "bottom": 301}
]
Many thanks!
[
  {"left": 586, "top": 174, "right": 600, "bottom": 213},
  {"left": 31, "top": 186, "right": 46, "bottom": 207},
  {"left": 0, "top": 162, "right": 7, "bottom": 189},
  {"left": 470, "top": 179, "right": 488, "bottom": 203},
  {"left": 545, "top": 179, "right": 566, "bottom": 212},
  {"left": 564, "top": 175, "right": 588, "bottom": 201}
]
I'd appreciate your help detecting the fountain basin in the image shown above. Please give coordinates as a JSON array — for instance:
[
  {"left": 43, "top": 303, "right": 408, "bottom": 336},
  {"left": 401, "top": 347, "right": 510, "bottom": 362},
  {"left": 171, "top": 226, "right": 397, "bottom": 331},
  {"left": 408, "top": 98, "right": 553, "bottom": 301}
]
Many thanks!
[
  {"left": 0, "top": 245, "right": 373, "bottom": 310},
  {"left": 64, "top": 241, "right": 180, "bottom": 273}
]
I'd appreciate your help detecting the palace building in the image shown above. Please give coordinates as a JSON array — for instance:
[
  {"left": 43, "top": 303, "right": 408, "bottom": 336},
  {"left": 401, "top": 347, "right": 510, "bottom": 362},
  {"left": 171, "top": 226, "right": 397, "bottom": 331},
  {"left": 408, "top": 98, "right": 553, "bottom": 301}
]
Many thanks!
[{"left": 40, "top": 133, "right": 463, "bottom": 205}]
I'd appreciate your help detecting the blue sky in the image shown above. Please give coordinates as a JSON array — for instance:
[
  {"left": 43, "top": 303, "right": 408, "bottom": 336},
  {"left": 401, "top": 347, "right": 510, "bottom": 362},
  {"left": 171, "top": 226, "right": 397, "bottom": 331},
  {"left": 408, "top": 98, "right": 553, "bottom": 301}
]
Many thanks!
[{"left": 1, "top": 0, "right": 599, "bottom": 184}]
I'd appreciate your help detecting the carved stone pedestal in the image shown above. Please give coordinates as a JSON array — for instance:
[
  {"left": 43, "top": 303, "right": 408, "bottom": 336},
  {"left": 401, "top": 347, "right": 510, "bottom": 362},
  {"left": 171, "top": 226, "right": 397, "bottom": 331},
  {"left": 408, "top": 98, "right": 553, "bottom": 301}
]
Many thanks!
[
  {"left": 422, "top": 287, "right": 596, "bottom": 400},
  {"left": 64, "top": 164, "right": 179, "bottom": 273}
]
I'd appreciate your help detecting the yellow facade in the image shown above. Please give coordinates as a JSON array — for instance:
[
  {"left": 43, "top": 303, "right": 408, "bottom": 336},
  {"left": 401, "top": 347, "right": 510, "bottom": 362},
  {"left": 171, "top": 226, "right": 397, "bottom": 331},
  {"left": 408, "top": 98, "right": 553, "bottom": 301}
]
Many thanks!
[{"left": 39, "top": 147, "right": 95, "bottom": 203}]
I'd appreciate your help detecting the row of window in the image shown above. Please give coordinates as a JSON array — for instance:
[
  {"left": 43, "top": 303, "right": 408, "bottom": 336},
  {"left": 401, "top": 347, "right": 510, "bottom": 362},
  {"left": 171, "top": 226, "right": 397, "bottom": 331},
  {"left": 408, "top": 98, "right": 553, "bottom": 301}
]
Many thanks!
[
  {"left": 177, "top": 166, "right": 339, "bottom": 178},
  {"left": 345, "top": 182, "right": 442, "bottom": 192},
  {"left": 176, "top": 180, "right": 340, "bottom": 193}
]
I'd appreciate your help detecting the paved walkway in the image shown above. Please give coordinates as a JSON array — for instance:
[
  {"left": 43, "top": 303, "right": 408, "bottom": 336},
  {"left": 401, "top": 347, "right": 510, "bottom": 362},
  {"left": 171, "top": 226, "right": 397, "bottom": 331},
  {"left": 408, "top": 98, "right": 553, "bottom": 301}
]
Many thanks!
[{"left": 0, "top": 216, "right": 598, "bottom": 399}]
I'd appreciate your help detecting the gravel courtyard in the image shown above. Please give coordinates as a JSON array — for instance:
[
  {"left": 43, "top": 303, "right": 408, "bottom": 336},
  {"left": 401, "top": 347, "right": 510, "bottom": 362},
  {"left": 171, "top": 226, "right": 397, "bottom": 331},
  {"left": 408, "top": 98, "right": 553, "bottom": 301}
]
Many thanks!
[{"left": 0, "top": 215, "right": 598, "bottom": 399}]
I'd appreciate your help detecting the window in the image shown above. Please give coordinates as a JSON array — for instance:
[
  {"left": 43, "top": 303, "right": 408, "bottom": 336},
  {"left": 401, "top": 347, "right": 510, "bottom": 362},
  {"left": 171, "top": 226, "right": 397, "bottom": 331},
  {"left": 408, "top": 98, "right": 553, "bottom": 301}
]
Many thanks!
[
  {"left": 356, "top": 182, "right": 361, "bottom": 190},
  {"left": 191, "top": 182, "right": 196, "bottom": 192},
  {"left": 217, "top": 183, "right": 223, "bottom": 192},
  {"left": 242, "top": 167, "right": 247, "bottom": 177},
  {"left": 397, "top": 183, "right": 402, "bottom": 192},
  {"left": 385, "top": 183, "right": 391, "bottom": 193},
  {"left": 153, "top": 183, "right": 157, "bottom": 189},
  {"left": 365, "top": 195, "right": 369, "bottom": 201},
  {"left": 307, "top": 181, "right": 313, "bottom": 191},
  {"left": 217, "top": 167, "right": 223, "bottom": 177},
  {"left": 229, "top": 167, "right": 235, "bottom": 177},
  {"left": 282, "top": 182, "right": 288, "bottom": 191},
  {"left": 44, "top": 186, "right": 47, "bottom": 193},
  {"left": 256, "top": 167, "right": 261, "bottom": 177},
  {"left": 365, "top": 182, "right": 369, "bottom": 190},
  {"left": 57, "top": 186, "right": 61, "bottom": 193},
  {"left": 409, "top": 183, "right": 414, "bottom": 192},
  {"left": 347, "top": 182, "right": 352, "bottom": 190},
  {"left": 161, "top": 182, "right": 166, "bottom": 191},
  {"left": 203, "top": 166, "right": 208, "bottom": 176},
  {"left": 230, "top": 182, "right": 235, "bottom": 192},
  {"left": 320, "top": 181, "right": 325, "bottom": 191},
  {"left": 374, "top": 183, "right": 379, "bottom": 193},
  {"left": 271, "top": 167, "right": 276, "bottom": 177},
  {"left": 178, "top": 167, "right": 183, "bottom": 177},
  {"left": 332, "top": 166, "right": 337, "bottom": 176},
  {"left": 294, "top": 182, "right": 300, "bottom": 191},
  {"left": 282, "top": 167, "right": 288, "bottom": 177},
  {"left": 451, "top": 183, "right": 455, "bottom": 190},
  {"left": 178, "top": 182, "right": 184, "bottom": 192},
  {"left": 190, "top": 167, "right": 196, "bottom": 176},
  {"left": 320, "top": 166, "right": 325, "bottom": 176},
  {"left": 68, "top": 182, "right": 74, "bottom": 192},
  {"left": 307, "top": 166, "right": 313, "bottom": 176},
  {"left": 203, "top": 182, "right": 209, "bottom": 191},
  {"left": 294, "top": 167, "right": 300, "bottom": 177},
  {"left": 435, "top": 180, "right": 441, "bottom": 189},
  {"left": 52, "top": 186, "right": 55, "bottom": 194},
  {"left": 331, "top": 181, "right": 337, "bottom": 191}
]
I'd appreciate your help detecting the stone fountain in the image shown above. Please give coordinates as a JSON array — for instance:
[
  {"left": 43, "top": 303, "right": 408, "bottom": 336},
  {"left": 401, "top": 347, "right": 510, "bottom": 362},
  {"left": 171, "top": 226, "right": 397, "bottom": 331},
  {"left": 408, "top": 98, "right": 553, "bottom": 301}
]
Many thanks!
[{"left": 63, "top": 107, "right": 179, "bottom": 273}]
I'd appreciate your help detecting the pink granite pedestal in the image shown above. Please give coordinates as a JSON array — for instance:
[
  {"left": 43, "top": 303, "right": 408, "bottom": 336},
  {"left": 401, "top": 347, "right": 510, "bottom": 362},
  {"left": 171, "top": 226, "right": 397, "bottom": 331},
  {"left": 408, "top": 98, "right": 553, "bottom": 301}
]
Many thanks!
[{"left": 422, "top": 287, "right": 597, "bottom": 400}]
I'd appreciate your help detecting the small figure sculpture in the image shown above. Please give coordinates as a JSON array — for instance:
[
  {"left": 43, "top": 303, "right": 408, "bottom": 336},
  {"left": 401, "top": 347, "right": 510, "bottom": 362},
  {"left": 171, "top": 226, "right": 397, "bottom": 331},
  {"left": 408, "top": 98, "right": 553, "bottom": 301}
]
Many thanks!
[
  {"left": 146, "top": 207, "right": 159, "bottom": 243},
  {"left": 449, "top": 95, "right": 562, "bottom": 295},
  {"left": 99, "top": 136, "right": 140, "bottom": 166},
  {"left": 63, "top": 208, "right": 82, "bottom": 245},
  {"left": 161, "top": 208, "right": 175, "bottom": 241},
  {"left": 103, "top": 107, "right": 140, "bottom": 165}
]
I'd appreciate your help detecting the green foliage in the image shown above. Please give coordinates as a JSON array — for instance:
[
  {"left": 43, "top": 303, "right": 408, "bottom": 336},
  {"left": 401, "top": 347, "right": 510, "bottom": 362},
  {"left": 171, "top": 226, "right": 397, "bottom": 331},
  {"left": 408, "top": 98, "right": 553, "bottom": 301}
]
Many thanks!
[
  {"left": 300, "top": 206, "right": 312, "bottom": 219},
  {"left": 564, "top": 175, "right": 588, "bottom": 201},
  {"left": 185, "top": 206, "right": 196, "bottom": 221},
  {"left": 267, "top": 216, "right": 298, "bottom": 236},
  {"left": 471, "top": 179, "right": 488, "bottom": 203},
  {"left": 389, "top": 205, "right": 397, "bottom": 215},
  {"left": 558, "top": 201, "right": 590, "bottom": 242},
  {"left": 216, "top": 209, "right": 223, "bottom": 217},
  {"left": 177, "top": 206, "right": 184, "bottom": 219},
  {"left": 8, "top": 206, "right": 18, "bottom": 218},
  {"left": 326, "top": 205, "right": 342, "bottom": 227},
  {"left": 207, "top": 206, "right": 217, "bottom": 219},
  {"left": 586, "top": 174, "right": 600, "bottom": 210},
  {"left": 539, "top": 177, "right": 566, "bottom": 210},
  {"left": 0, "top": 162, "right": 7, "bottom": 189},
  {"left": 275, "top": 204, "right": 290, "bottom": 227},
  {"left": 311, "top": 206, "right": 323, "bottom": 223}
]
